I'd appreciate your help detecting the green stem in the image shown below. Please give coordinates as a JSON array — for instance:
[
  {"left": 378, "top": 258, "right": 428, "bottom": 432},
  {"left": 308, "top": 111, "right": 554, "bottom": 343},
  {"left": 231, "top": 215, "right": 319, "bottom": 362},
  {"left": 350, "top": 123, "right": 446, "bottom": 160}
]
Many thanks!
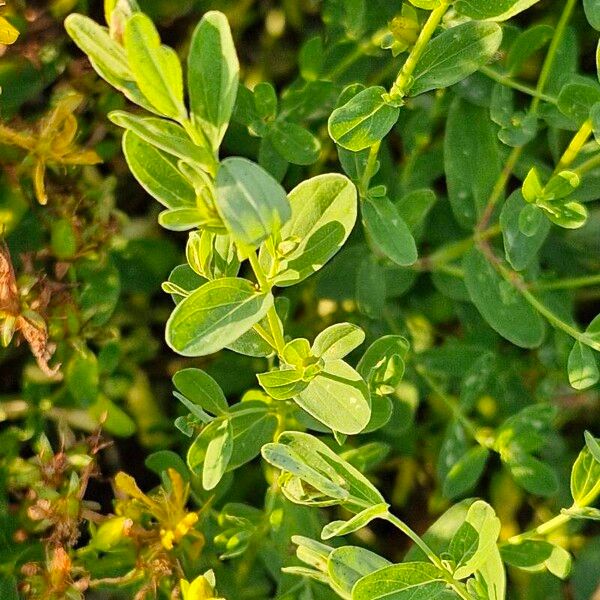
[
  {"left": 506, "top": 512, "right": 571, "bottom": 545},
  {"left": 247, "top": 250, "right": 286, "bottom": 355},
  {"left": 384, "top": 512, "right": 443, "bottom": 568},
  {"left": 556, "top": 119, "right": 594, "bottom": 172},
  {"left": 534, "top": 273, "right": 600, "bottom": 292},
  {"left": 531, "top": 0, "right": 578, "bottom": 115},
  {"left": 479, "top": 67, "right": 558, "bottom": 104},
  {"left": 480, "top": 243, "right": 600, "bottom": 352},
  {"left": 387, "top": 1, "right": 450, "bottom": 104},
  {"left": 477, "top": 146, "right": 523, "bottom": 232},
  {"left": 574, "top": 152, "right": 600, "bottom": 177},
  {"left": 359, "top": 141, "right": 381, "bottom": 197},
  {"left": 414, "top": 224, "right": 501, "bottom": 271}
]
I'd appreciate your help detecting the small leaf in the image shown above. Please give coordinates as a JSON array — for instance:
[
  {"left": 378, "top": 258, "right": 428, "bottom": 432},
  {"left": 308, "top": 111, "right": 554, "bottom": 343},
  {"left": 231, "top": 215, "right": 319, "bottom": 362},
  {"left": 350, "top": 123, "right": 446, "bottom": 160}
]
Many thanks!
[
  {"left": 263, "top": 173, "right": 358, "bottom": 287},
  {"left": 295, "top": 359, "right": 371, "bottom": 435},
  {"left": 568, "top": 341, "right": 599, "bottom": 390},
  {"left": 188, "top": 11, "right": 239, "bottom": 149},
  {"left": 124, "top": 13, "right": 186, "bottom": 120},
  {"left": 571, "top": 439, "right": 600, "bottom": 505},
  {"left": 267, "top": 120, "right": 321, "bottom": 165},
  {"left": 166, "top": 278, "right": 273, "bottom": 357},
  {"left": 505, "top": 452, "right": 559, "bottom": 497},
  {"left": 351, "top": 562, "right": 453, "bottom": 600},
  {"left": 257, "top": 368, "right": 308, "bottom": 400},
  {"left": 463, "top": 247, "right": 545, "bottom": 348},
  {"left": 312, "top": 323, "right": 365, "bottom": 360},
  {"left": 172, "top": 368, "right": 229, "bottom": 416},
  {"left": 203, "top": 419, "right": 233, "bottom": 490},
  {"left": 321, "top": 503, "right": 389, "bottom": 540},
  {"left": 328, "top": 546, "right": 390, "bottom": 598},
  {"left": 410, "top": 22, "right": 502, "bottom": 96},
  {"left": 501, "top": 540, "right": 572, "bottom": 579},
  {"left": 454, "top": 0, "right": 541, "bottom": 20},
  {"left": 362, "top": 195, "right": 417, "bottom": 266},
  {"left": 443, "top": 446, "right": 490, "bottom": 500},
  {"left": 122, "top": 131, "right": 196, "bottom": 209},
  {"left": 215, "top": 157, "right": 290, "bottom": 248},
  {"left": 328, "top": 86, "right": 399, "bottom": 152}
]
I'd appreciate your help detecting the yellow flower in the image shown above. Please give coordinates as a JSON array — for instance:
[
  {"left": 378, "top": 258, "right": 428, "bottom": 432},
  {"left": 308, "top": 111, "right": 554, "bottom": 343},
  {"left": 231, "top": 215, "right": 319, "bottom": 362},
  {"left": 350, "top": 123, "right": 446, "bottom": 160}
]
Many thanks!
[
  {"left": 180, "top": 571, "right": 225, "bottom": 600},
  {"left": 0, "top": 2, "right": 19, "bottom": 45}
]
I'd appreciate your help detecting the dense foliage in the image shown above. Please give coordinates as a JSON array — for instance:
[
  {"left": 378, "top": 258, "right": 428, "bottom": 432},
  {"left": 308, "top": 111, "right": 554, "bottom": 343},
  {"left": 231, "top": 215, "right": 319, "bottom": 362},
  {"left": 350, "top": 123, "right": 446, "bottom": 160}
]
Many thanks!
[{"left": 1, "top": 0, "right": 600, "bottom": 598}]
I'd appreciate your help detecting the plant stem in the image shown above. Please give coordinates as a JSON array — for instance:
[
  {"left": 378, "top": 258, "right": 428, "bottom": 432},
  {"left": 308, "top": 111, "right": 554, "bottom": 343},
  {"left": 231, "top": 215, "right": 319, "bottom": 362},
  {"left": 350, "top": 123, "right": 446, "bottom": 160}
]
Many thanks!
[
  {"left": 574, "top": 152, "right": 600, "bottom": 177},
  {"left": 530, "top": 0, "right": 578, "bottom": 115},
  {"left": 414, "top": 224, "right": 501, "bottom": 271},
  {"left": 387, "top": 1, "right": 450, "bottom": 104},
  {"left": 556, "top": 119, "right": 594, "bottom": 172},
  {"left": 384, "top": 512, "right": 442, "bottom": 567},
  {"left": 506, "top": 512, "right": 570, "bottom": 545},
  {"left": 247, "top": 250, "right": 286, "bottom": 355},
  {"left": 359, "top": 141, "right": 381, "bottom": 197},
  {"left": 534, "top": 273, "right": 600, "bottom": 292},
  {"left": 479, "top": 67, "right": 558, "bottom": 105}
]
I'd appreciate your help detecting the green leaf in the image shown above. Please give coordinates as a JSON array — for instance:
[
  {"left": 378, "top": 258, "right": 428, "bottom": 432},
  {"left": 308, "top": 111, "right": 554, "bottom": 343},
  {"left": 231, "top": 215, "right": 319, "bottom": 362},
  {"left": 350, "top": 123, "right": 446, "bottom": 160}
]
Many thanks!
[
  {"left": 321, "top": 503, "right": 389, "bottom": 540},
  {"left": 122, "top": 131, "right": 196, "bottom": 209},
  {"left": 90, "top": 394, "right": 136, "bottom": 437},
  {"left": 202, "top": 419, "right": 233, "bottom": 490},
  {"left": 267, "top": 120, "right": 321, "bottom": 165},
  {"left": 295, "top": 359, "right": 371, "bottom": 435},
  {"left": 261, "top": 431, "right": 385, "bottom": 512},
  {"left": 443, "top": 446, "right": 489, "bottom": 500},
  {"left": 215, "top": 157, "right": 290, "bottom": 248},
  {"left": 172, "top": 368, "right": 229, "bottom": 416},
  {"left": 557, "top": 82, "right": 600, "bottom": 124},
  {"left": 66, "top": 346, "right": 99, "bottom": 407},
  {"left": 506, "top": 24, "right": 553, "bottom": 75},
  {"left": 158, "top": 208, "right": 206, "bottom": 231},
  {"left": 449, "top": 500, "right": 501, "bottom": 580},
  {"left": 568, "top": 341, "right": 599, "bottom": 390},
  {"left": 500, "top": 190, "right": 550, "bottom": 271},
  {"left": 584, "top": 0, "right": 600, "bottom": 30},
  {"left": 186, "top": 231, "right": 240, "bottom": 280},
  {"left": 188, "top": 11, "right": 239, "bottom": 150},
  {"left": 356, "top": 256, "right": 386, "bottom": 319},
  {"left": 226, "top": 401, "right": 278, "bottom": 470},
  {"left": 328, "top": 86, "right": 399, "bottom": 151},
  {"left": 109, "top": 111, "right": 214, "bottom": 172},
  {"left": 64, "top": 14, "right": 156, "bottom": 113},
  {"left": 455, "top": 0, "right": 541, "bottom": 21},
  {"left": 357, "top": 335, "right": 409, "bottom": 393},
  {"left": 351, "top": 562, "right": 456, "bottom": 600},
  {"left": 410, "top": 22, "right": 502, "bottom": 96},
  {"left": 505, "top": 452, "right": 559, "bottom": 496},
  {"left": 123, "top": 12, "right": 186, "bottom": 120},
  {"left": 362, "top": 195, "right": 417, "bottom": 266},
  {"left": 463, "top": 247, "right": 545, "bottom": 348},
  {"left": 165, "top": 277, "right": 273, "bottom": 356},
  {"left": 264, "top": 173, "right": 358, "bottom": 286},
  {"left": 312, "top": 323, "right": 365, "bottom": 360},
  {"left": 257, "top": 368, "right": 308, "bottom": 400},
  {"left": 571, "top": 438, "right": 600, "bottom": 505},
  {"left": 445, "top": 97, "right": 502, "bottom": 229},
  {"left": 501, "top": 540, "right": 572, "bottom": 579},
  {"left": 585, "top": 430, "right": 600, "bottom": 463},
  {"left": 328, "top": 546, "right": 390, "bottom": 598}
]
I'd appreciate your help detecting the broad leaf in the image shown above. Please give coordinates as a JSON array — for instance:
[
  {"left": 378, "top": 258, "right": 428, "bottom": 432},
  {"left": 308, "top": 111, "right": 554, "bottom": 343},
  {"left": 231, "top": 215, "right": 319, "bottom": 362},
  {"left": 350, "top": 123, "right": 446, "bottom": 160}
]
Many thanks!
[
  {"left": 263, "top": 173, "right": 357, "bottom": 286},
  {"left": 362, "top": 195, "right": 417, "bottom": 266},
  {"left": 410, "top": 22, "right": 502, "bottom": 96},
  {"left": 445, "top": 97, "right": 502, "bottom": 229},
  {"left": 455, "top": 0, "right": 541, "bottom": 21},
  {"left": 215, "top": 157, "right": 290, "bottom": 248},
  {"left": 124, "top": 12, "right": 186, "bottom": 120},
  {"left": 568, "top": 341, "right": 599, "bottom": 390},
  {"left": 328, "top": 546, "right": 390, "bottom": 598},
  {"left": 166, "top": 277, "right": 273, "bottom": 356},
  {"left": 188, "top": 11, "right": 239, "bottom": 149},
  {"left": 122, "top": 131, "right": 196, "bottom": 209},
  {"left": 463, "top": 247, "right": 545, "bottom": 348},
  {"left": 312, "top": 323, "right": 365, "bottom": 360},
  {"left": 172, "top": 368, "right": 229, "bottom": 416},
  {"left": 351, "top": 562, "right": 457, "bottom": 600},
  {"left": 267, "top": 120, "right": 321, "bottom": 165},
  {"left": 295, "top": 359, "right": 371, "bottom": 435},
  {"left": 328, "top": 86, "right": 399, "bottom": 151}
]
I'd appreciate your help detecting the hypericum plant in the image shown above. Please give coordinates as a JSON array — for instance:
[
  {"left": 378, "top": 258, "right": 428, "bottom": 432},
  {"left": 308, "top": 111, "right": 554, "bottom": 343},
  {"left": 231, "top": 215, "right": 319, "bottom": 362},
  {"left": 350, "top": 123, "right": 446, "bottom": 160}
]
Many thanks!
[{"left": 4, "top": 0, "right": 597, "bottom": 598}]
